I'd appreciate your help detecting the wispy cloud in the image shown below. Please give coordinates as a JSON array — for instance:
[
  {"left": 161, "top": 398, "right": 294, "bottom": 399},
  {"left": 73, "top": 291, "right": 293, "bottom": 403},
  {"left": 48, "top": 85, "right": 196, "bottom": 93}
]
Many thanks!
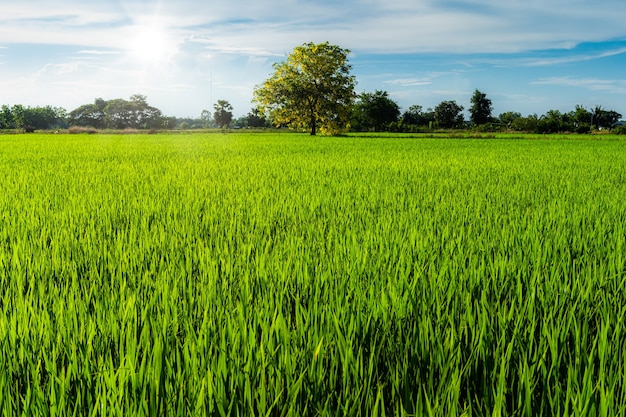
[
  {"left": 384, "top": 78, "right": 433, "bottom": 87},
  {"left": 2, "top": 0, "right": 626, "bottom": 55},
  {"left": 77, "top": 50, "right": 120, "bottom": 55},
  {"left": 532, "top": 77, "right": 626, "bottom": 93},
  {"left": 525, "top": 47, "right": 626, "bottom": 67}
]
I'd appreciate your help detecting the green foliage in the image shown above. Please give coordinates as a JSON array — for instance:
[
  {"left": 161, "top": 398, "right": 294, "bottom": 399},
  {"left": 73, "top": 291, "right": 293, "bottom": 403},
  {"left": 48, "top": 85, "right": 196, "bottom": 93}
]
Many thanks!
[
  {"left": 351, "top": 90, "right": 400, "bottom": 132},
  {"left": 434, "top": 100, "right": 464, "bottom": 128},
  {"left": 245, "top": 108, "right": 268, "bottom": 128},
  {"left": 68, "top": 95, "right": 166, "bottom": 130},
  {"left": 469, "top": 89, "right": 493, "bottom": 125},
  {"left": 68, "top": 98, "right": 107, "bottom": 129},
  {"left": 253, "top": 42, "right": 356, "bottom": 135},
  {"left": 511, "top": 114, "right": 539, "bottom": 132},
  {"left": 0, "top": 105, "right": 66, "bottom": 131},
  {"left": 401, "top": 105, "right": 435, "bottom": 128},
  {"left": 538, "top": 109, "right": 565, "bottom": 133},
  {"left": 613, "top": 125, "right": 626, "bottom": 134},
  {"left": 200, "top": 109, "right": 212, "bottom": 128},
  {"left": 213, "top": 100, "right": 233, "bottom": 128},
  {"left": 1, "top": 132, "right": 626, "bottom": 415},
  {"left": 498, "top": 111, "right": 522, "bottom": 129},
  {"left": 592, "top": 106, "right": 622, "bottom": 130}
]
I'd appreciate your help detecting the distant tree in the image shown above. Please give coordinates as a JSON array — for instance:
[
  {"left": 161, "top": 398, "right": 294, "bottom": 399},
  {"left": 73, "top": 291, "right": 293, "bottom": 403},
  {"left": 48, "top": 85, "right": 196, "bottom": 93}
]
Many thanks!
[
  {"left": 69, "top": 98, "right": 107, "bottom": 128},
  {"left": 422, "top": 108, "right": 436, "bottom": 128},
  {"left": 104, "top": 99, "right": 135, "bottom": 129},
  {"left": 402, "top": 105, "right": 424, "bottom": 126},
  {"left": 351, "top": 90, "right": 400, "bottom": 131},
  {"left": 23, "top": 106, "right": 66, "bottom": 130},
  {"left": 52, "top": 107, "right": 68, "bottom": 128},
  {"left": 246, "top": 108, "right": 267, "bottom": 128},
  {"left": 253, "top": 42, "right": 356, "bottom": 135},
  {"left": 401, "top": 105, "right": 436, "bottom": 129},
  {"left": 592, "top": 105, "right": 622, "bottom": 130},
  {"left": 469, "top": 89, "right": 493, "bottom": 125},
  {"left": 1, "top": 107, "right": 13, "bottom": 130},
  {"left": 129, "top": 94, "right": 163, "bottom": 129},
  {"left": 498, "top": 111, "right": 522, "bottom": 129},
  {"left": 233, "top": 116, "right": 248, "bottom": 128},
  {"left": 213, "top": 100, "right": 233, "bottom": 128},
  {"left": 0, "top": 105, "right": 10, "bottom": 129},
  {"left": 68, "top": 95, "right": 166, "bottom": 130},
  {"left": 434, "top": 100, "right": 464, "bottom": 129},
  {"left": 604, "top": 110, "right": 622, "bottom": 129},
  {"left": 200, "top": 110, "right": 212, "bottom": 128},
  {"left": 98, "top": 95, "right": 164, "bottom": 129},
  {"left": 570, "top": 105, "right": 592, "bottom": 133},
  {"left": 176, "top": 116, "right": 206, "bottom": 130},
  {"left": 511, "top": 114, "right": 539, "bottom": 132},
  {"left": 11, "top": 105, "right": 26, "bottom": 131},
  {"left": 537, "top": 110, "right": 564, "bottom": 133},
  {"left": 161, "top": 117, "right": 178, "bottom": 130}
]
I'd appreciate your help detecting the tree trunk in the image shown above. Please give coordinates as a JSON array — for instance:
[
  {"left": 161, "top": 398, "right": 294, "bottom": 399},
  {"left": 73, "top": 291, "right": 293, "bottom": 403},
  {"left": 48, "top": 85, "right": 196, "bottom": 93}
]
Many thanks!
[{"left": 310, "top": 116, "right": 317, "bottom": 135}]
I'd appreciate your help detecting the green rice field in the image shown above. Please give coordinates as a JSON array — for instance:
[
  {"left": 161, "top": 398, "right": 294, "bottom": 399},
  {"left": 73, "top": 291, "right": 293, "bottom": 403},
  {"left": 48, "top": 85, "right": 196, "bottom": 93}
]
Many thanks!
[{"left": 1, "top": 132, "right": 625, "bottom": 416}]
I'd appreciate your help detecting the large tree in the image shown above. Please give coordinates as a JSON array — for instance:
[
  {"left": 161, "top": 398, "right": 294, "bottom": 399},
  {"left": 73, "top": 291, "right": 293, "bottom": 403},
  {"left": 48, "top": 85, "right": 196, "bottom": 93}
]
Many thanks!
[
  {"left": 469, "top": 89, "right": 493, "bottom": 125},
  {"left": 253, "top": 42, "right": 356, "bottom": 135}
]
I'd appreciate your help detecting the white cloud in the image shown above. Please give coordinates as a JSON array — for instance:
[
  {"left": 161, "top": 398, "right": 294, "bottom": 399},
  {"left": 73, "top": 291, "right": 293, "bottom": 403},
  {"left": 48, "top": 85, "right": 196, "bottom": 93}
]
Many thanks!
[
  {"left": 38, "top": 62, "right": 85, "bottom": 76},
  {"left": 532, "top": 77, "right": 626, "bottom": 93},
  {"left": 1, "top": 0, "right": 625, "bottom": 54},
  {"left": 384, "top": 78, "right": 433, "bottom": 87},
  {"left": 76, "top": 50, "right": 121, "bottom": 55},
  {"left": 525, "top": 47, "right": 626, "bottom": 67}
]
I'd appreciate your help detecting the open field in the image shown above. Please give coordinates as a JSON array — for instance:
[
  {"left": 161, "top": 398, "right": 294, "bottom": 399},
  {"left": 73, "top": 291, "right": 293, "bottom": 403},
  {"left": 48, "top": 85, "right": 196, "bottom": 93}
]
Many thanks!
[{"left": 1, "top": 132, "right": 625, "bottom": 416}]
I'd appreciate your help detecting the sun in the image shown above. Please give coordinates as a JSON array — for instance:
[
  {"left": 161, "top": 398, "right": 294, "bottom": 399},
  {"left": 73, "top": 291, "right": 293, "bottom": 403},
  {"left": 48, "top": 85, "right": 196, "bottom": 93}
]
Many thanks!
[{"left": 128, "top": 21, "right": 176, "bottom": 65}]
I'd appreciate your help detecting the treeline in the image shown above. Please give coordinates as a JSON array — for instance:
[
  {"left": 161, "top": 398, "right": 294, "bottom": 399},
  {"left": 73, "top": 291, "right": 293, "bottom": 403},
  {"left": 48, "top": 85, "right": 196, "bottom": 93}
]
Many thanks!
[
  {"left": 0, "top": 104, "right": 67, "bottom": 132},
  {"left": 67, "top": 95, "right": 176, "bottom": 130},
  {"left": 0, "top": 95, "right": 175, "bottom": 132},
  {"left": 2, "top": 90, "right": 624, "bottom": 134},
  {"left": 0, "top": 95, "right": 270, "bottom": 132},
  {"left": 349, "top": 89, "right": 625, "bottom": 134}
]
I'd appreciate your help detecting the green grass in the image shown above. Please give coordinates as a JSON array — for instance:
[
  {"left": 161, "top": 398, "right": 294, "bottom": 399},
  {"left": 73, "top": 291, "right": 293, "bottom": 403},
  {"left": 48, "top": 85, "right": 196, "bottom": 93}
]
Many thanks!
[{"left": 1, "top": 132, "right": 625, "bottom": 416}]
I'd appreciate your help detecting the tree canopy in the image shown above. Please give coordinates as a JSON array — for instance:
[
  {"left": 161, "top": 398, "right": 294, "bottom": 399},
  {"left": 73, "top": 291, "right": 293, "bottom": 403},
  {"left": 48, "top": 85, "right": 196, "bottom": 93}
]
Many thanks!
[
  {"left": 469, "top": 89, "right": 493, "bottom": 126},
  {"left": 435, "top": 100, "right": 465, "bottom": 129},
  {"left": 213, "top": 100, "right": 233, "bottom": 128},
  {"left": 253, "top": 42, "right": 356, "bottom": 135},
  {"left": 67, "top": 95, "right": 166, "bottom": 130},
  {"left": 592, "top": 106, "right": 622, "bottom": 130},
  {"left": 351, "top": 90, "right": 400, "bottom": 132},
  {"left": 0, "top": 104, "right": 66, "bottom": 131}
]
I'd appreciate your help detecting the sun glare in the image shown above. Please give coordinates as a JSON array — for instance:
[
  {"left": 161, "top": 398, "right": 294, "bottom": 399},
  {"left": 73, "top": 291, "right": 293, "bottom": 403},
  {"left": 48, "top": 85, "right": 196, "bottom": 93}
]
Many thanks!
[{"left": 128, "top": 21, "right": 176, "bottom": 65}]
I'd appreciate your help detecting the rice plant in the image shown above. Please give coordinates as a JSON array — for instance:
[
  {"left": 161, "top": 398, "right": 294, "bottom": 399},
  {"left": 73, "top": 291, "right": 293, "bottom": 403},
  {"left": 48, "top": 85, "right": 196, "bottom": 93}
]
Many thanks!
[{"left": 0, "top": 132, "right": 625, "bottom": 416}]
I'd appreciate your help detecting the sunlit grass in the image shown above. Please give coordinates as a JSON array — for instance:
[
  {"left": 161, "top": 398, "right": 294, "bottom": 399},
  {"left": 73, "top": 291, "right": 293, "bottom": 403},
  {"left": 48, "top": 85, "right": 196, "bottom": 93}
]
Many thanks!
[{"left": 1, "top": 132, "right": 625, "bottom": 415}]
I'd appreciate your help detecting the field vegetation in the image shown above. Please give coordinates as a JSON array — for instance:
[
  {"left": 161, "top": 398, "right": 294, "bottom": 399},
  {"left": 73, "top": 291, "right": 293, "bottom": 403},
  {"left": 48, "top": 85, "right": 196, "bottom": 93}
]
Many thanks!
[{"left": 1, "top": 132, "right": 625, "bottom": 416}]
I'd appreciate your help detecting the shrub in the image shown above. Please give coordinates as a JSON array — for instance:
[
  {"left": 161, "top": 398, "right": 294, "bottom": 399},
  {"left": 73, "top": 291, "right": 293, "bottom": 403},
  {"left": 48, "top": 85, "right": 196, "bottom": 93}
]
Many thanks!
[
  {"left": 612, "top": 125, "right": 626, "bottom": 135},
  {"left": 68, "top": 126, "right": 98, "bottom": 134}
]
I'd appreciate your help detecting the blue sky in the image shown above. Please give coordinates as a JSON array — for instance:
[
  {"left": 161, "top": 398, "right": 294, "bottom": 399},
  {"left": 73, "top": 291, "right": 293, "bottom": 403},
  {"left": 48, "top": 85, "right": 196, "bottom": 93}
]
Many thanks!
[{"left": 1, "top": 0, "right": 626, "bottom": 119}]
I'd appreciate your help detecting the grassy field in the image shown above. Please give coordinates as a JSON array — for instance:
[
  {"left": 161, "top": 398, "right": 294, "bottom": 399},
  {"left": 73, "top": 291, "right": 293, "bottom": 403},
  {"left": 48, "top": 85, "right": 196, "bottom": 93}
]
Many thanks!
[{"left": 0, "top": 132, "right": 625, "bottom": 416}]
